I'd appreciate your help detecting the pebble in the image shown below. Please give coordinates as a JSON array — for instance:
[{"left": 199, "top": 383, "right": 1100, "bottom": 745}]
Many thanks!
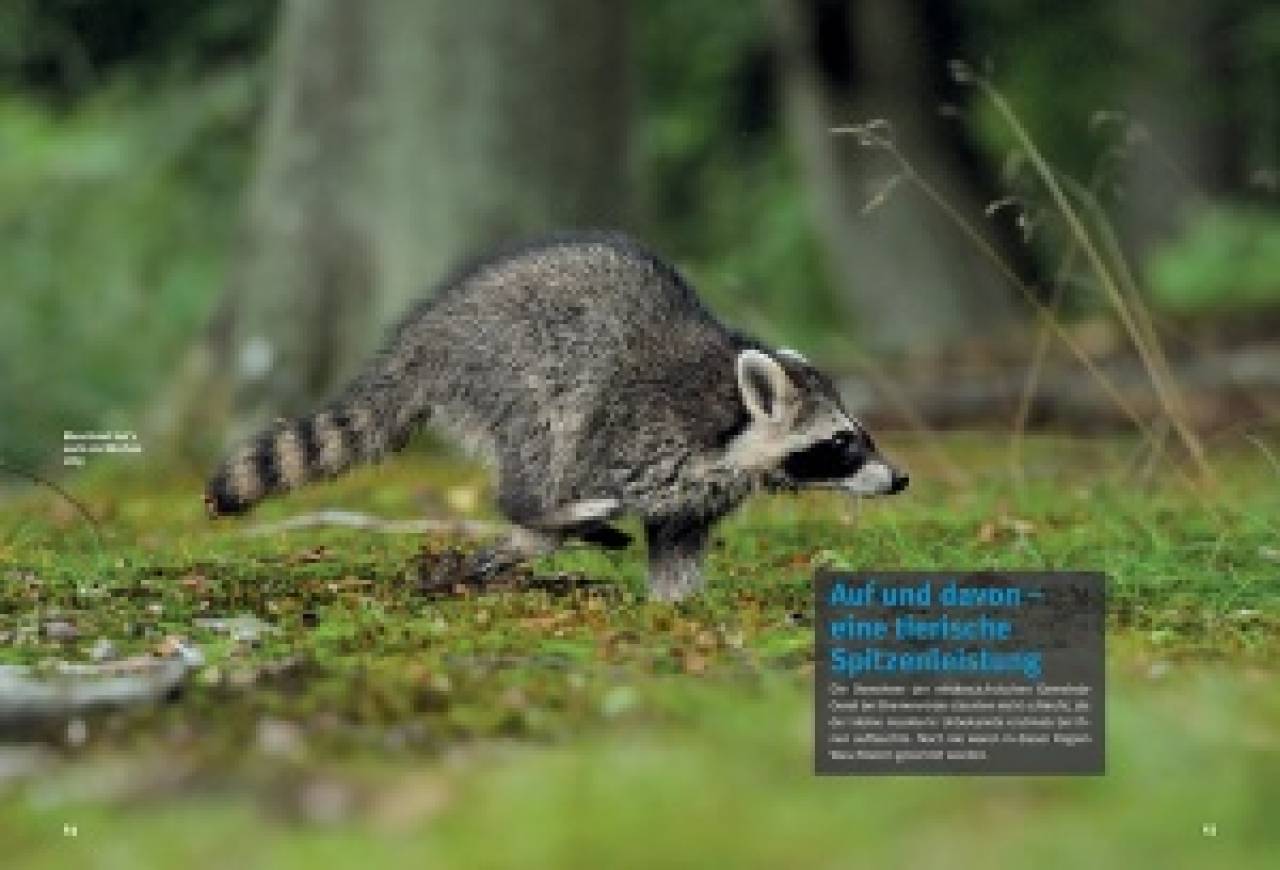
[
  {"left": 88, "top": 637, "right": 117, "bottom": 662},
  {"left": 42, "top": 620, "right": 79, "bottom": 642}
]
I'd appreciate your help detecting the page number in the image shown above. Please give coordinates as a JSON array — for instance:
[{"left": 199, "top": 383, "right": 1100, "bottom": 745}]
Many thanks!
[{"left": 1202, "top": 822, "right": 1218, "bottom": 838}]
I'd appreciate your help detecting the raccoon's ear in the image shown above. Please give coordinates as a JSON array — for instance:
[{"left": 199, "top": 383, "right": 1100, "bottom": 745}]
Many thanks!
[{"left": 736, "top": 349, "right": 795, "bottom": 423}]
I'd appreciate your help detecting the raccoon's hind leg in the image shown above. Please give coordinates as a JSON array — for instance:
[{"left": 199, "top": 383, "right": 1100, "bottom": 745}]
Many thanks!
[
  {"left": 644, "top": 516, "right": 709, "bottom": 603},
  {"left": 459, "top": 464, "right": 565, "bottom": 581},
  {"left": 461, "top": 516, "right": 631, "bottom": 585},
  {"left": 532, "top": 498, "right": 631, "bottom": 550},
  {"left": 463, "top": 473, "right": 625, "bottom": 581}
]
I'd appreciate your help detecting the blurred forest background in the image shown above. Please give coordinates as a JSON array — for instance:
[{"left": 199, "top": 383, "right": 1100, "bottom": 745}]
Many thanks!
[{"left": 2, "top": 0, "right": 1278, "bottom": 473}]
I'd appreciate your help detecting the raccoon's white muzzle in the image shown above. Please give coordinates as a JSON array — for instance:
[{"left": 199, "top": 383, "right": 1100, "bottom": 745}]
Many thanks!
[{"left": 840, "top": 458, "right": 909, "bottom": 496}]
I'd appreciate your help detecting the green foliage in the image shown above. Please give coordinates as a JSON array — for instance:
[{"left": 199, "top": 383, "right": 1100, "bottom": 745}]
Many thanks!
[
  {"left": 1, "top": 0, "right": 1277, "bottom": 471},
  {"left": 965, "top": 0, "right": 1121, "bottom": 182},
  {"left": 0, "top": 71, "right": 262, "bottom": 470},
  {"left": 0, "top": 0, "right": 274, "bottom": 469},
  {"left": 0, "top": 0, "right": 277, "bottom": 102},
  {"left": 1149, "top": 205, "right": 1280, "bottom": 312},
  {"left": 637, "top": 0, "right": 841, "bottom": 348}
]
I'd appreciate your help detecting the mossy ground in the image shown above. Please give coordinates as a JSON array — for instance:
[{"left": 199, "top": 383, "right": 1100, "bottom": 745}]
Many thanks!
[{"left": 1, "top": 434, "right": 1277, "bottom": 868}]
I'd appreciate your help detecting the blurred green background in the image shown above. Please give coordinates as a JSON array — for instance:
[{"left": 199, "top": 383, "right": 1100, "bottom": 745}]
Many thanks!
[{"left": 1, "top": 0, "right": 1277, "bottom": 471}]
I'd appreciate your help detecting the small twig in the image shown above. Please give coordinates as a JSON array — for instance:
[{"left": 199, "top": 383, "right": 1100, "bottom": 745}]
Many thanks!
[
  {"left": 831, "top": 123, "right": 1154, "bottom": 438},
  {"left": 971, "top": 75, "right": 1215, "bottom": 484},
  {"left": 0, "top": 460, "right": 103, "bottom": 553},
  {"left": 1244, "top": 434, "right": 1280, "bottom": 478},
  {"left": 244, "top": 510, "right": 503, "bottom": 538}
]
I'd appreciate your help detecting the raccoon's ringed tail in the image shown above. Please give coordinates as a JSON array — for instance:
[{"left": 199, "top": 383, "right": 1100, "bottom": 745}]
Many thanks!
[
  {"left": 204, "top": 432, "right": 274, "bottom": 517},
  {"left": 204, "top": 364, "right": 427, "bottom": 518}
]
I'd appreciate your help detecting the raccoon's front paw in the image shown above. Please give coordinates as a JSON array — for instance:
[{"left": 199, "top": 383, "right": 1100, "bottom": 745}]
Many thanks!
[
  {"left": 647, "top": 562, "right": 705, "bottom": 603},
  {"left": 461, "top": 547, "right": 521, "bottom": 584},
  {"left": 415, "top": 546, "right": 534, "bottom": 597}
]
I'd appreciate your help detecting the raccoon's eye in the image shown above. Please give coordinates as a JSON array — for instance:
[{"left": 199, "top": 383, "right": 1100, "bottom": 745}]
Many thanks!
[{"left": 833, "top": 429, "right": 875, "bottom": 452}]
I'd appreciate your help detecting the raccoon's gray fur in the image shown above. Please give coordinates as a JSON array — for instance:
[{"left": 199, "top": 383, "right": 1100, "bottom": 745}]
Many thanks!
[{"left": 206, "top": 231, "right": 907, "bottom": 601}]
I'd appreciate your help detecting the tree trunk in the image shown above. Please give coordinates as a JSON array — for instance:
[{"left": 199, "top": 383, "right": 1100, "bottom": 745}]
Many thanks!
[
  {"left": 159, "top": 0, "right": 631, "bottom": 456},
  {"left": 770, "top": 0, "right": 1024, "bottom": 355},
  {"left": 374, "top": 0, "right": 632, "bottom": 326}
]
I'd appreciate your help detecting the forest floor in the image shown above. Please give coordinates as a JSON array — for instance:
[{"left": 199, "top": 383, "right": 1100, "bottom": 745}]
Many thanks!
[{"left": 1, "top": 434, "right": 1277, "bottom": 868}]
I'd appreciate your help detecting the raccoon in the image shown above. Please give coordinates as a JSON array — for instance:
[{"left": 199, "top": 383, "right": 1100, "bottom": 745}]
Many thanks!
[{"left": 205, "top": 231, "right": 908, "bottom": 601}]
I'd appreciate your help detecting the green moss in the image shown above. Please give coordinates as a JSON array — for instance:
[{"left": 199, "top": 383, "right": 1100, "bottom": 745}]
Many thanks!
[{"left": 0, "top": 435, "right": 1277, "bottom": 865}]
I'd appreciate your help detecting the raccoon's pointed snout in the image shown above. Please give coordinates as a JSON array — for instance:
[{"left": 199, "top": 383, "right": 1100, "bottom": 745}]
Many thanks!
[{"left": 840, "top": 456, "right": 909, "bottom": 496}]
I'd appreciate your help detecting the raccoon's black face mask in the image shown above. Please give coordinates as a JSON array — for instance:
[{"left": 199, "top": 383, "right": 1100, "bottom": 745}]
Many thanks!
[
  {"left": 733, "top": 347, "right": 908, "bottom": 496},
  {"left": 783, "top": 429, "right": 868, "bottom": 482},
  {"left": 781, "top": 428, "right": 908, "bottom": 495}
]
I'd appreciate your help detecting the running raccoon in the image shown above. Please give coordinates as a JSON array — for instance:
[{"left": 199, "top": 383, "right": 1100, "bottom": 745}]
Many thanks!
[{"left": 205, "top": 232, "right": 908, "bottom": 601}]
